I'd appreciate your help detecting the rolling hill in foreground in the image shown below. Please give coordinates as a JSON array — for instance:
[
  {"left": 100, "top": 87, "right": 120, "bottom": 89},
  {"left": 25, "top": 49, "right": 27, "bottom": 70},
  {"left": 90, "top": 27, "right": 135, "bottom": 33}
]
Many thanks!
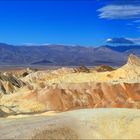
[{"left": 0, "top": 43, "right": 140, "bottom": 66}]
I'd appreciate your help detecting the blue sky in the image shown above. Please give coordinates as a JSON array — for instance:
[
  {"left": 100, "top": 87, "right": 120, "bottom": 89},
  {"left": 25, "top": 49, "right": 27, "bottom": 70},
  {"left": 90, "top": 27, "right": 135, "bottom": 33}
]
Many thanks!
[{"left": 0, "top": 0, "right": 140, "bottom": 46}]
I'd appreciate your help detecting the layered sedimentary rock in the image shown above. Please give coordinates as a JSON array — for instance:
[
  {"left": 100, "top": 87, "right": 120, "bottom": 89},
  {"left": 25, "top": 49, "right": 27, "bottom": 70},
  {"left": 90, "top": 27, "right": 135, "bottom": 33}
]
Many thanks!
[
  {"left": 0, "top": 54, "right": 140, "bottom": 115},
  {"left": 1, "top": 82, "right": 139, "bottom": 114},
  {"left": 0, "top": 73, "right": 26, "bottom": 95}
]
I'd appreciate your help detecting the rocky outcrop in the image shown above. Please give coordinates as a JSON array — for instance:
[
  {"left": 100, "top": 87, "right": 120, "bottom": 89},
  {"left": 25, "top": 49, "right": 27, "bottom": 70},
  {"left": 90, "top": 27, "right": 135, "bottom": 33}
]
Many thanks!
[
  {"left": 21, "top": 67, "right": 38, "bottom": 77},
  {"left": 127, "top": 54, "right": 140, "bottom": 66},
  {"left": 74, "top": 66, "right": 90, "bottom": 73},
  {"left": 93, "top": 65, "right": 115, "bottom": 72},
  {"left": 13, "top": 67, "right": 38, "bottom": 78},
  {"left": 0, "top": 73, "right": 26, "bottom": 95}
]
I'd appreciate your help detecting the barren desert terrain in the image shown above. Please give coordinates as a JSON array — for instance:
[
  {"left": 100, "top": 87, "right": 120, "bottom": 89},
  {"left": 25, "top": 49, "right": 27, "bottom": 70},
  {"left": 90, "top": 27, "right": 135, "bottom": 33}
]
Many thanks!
[{"left": 0, "top": 54, "right": 140, "bottom": 139}]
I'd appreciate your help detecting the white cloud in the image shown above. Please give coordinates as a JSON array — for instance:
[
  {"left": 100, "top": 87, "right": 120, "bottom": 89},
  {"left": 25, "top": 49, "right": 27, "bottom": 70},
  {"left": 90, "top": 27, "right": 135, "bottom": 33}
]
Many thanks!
[
  {"left": 98, "top": 5, "right": 140, "bottom": 19},
  {"left": 106, "top": 38, "right": 113, "bottom": 42}
]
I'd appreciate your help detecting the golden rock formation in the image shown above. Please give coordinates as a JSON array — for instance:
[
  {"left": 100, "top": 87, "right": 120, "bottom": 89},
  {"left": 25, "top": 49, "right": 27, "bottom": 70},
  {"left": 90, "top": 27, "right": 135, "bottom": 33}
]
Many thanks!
[{"left": 0, "top": 54, "right": 140, "bottom": 115}]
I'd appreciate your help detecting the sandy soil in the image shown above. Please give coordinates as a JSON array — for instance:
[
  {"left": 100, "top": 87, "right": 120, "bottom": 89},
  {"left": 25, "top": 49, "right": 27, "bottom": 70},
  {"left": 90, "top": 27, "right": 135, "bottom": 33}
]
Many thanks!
[{"left": 0, "top": 108, "right": 140, "bottom": 139}]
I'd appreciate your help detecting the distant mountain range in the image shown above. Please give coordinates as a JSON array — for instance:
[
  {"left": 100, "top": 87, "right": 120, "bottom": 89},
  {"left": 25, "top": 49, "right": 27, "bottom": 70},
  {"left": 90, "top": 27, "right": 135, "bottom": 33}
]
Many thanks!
[{"left": 0, "top": 43, "right": 139, "bottom": 66}]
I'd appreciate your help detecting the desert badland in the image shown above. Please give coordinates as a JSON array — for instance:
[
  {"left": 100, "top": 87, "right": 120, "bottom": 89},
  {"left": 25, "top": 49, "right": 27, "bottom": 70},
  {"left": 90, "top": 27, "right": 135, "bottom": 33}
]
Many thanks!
[{"left": 0, "top": 54, "right": 140, "bottom": 139}]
